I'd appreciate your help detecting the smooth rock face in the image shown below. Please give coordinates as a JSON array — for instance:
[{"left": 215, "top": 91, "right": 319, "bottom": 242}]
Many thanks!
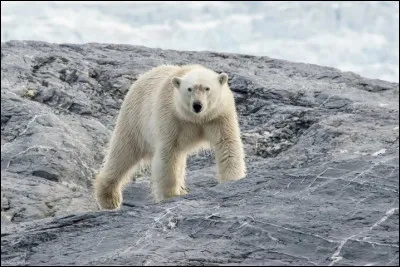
[{"left": 1, "top": 40, "right": 399, "bottom": 266}]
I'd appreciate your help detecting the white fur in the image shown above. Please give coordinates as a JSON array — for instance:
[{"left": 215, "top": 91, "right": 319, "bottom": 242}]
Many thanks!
[{"left": 94, "top": 64, "right": 246, "bottom": 210}]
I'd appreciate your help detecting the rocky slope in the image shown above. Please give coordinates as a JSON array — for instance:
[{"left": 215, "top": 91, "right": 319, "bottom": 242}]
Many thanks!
[{"left": 1, "top": 40, "right": 399, "bottom": 266}]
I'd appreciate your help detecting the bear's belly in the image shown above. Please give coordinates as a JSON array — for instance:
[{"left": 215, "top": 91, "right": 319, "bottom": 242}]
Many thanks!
[
  {"left": 177, "top": 124, "right": 210, "bottom": 154},
  {"left": 141, "top": 118, "right": 210, "bottom": 155}
]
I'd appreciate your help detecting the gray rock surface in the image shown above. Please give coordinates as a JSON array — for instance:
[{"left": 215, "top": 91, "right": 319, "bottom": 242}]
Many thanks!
[{"left": 1, "top": 40, "right": 399, "bottom": 266}]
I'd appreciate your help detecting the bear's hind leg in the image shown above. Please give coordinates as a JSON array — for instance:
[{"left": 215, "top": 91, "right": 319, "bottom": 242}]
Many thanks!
[{"left": 94, "top": 137, "right": 142, "bottom": 210}]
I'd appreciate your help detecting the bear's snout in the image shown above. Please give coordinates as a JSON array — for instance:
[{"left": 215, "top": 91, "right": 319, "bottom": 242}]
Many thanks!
[{"left": 192, "top": 101, "right": 203, "bottom": 113}]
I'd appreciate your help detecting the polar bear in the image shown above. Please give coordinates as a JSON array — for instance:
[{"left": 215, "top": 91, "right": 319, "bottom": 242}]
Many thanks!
[{"left": 94, "top": 64, "right": 246, "bottom": 210}]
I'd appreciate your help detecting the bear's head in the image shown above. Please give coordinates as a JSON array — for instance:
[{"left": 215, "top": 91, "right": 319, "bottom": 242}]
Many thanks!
[{"left": 171, "top": 68, "right": 228, "bottom": 117}]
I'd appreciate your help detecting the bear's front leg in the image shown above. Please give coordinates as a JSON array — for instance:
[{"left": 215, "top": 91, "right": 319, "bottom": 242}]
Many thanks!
[
  {"left": 150, "top": 145, "right": 187, "bottom": 202},
  {"left": 205, "top": 114, "right": 246, "bottom": 182}
]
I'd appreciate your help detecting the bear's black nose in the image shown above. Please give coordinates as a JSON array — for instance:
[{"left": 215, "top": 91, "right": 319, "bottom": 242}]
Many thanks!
[{"left": 192, "top": 101, "right": 202, "bottom": 113}]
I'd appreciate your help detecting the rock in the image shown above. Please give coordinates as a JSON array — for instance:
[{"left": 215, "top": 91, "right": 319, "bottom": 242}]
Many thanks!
[{"left": 1, "top": 40, "right": 398, "bottom": 266}]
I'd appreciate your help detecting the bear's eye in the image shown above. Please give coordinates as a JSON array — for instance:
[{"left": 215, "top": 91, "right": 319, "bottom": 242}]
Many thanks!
[
  {"left": 188, "top": 88, "right": 192, "bottom": 92},
  {"left": 205, "top": 87, "right": 210, "bottom": 91}
]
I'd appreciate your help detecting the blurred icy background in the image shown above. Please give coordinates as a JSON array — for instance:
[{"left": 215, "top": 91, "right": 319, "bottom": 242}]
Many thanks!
[{"left": 1, "top": 1, "right": 399, "bottom": 82}]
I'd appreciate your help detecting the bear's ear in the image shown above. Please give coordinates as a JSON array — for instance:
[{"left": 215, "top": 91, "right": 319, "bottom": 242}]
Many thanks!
[
  {"left": 218, "top": 73, "right": 228, "bottom": 85},
  {"left": 171, "top": 77, "right": 181, "bottom": 89}
]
